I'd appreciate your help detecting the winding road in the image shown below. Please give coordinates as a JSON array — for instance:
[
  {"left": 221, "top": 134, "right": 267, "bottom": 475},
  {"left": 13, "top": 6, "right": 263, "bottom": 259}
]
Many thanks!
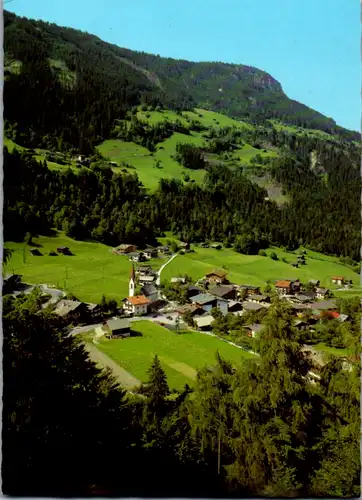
[{"left": 156, "top": 253, "right": 177, "bottom": 286}]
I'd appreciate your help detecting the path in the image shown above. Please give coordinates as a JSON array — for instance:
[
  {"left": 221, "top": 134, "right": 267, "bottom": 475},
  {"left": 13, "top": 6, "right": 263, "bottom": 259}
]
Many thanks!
[
  {"left": 83, "top": 341, "right": 141, "bottom": 390},
  {"left": 156, "top": 253, "right": 177, "bottom": 286}
]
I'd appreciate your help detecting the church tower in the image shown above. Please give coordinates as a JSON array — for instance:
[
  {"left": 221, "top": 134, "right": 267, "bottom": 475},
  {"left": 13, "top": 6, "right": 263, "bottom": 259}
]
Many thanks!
[{"left": 129, "top": 263, "right": 136, "bottom": 297}]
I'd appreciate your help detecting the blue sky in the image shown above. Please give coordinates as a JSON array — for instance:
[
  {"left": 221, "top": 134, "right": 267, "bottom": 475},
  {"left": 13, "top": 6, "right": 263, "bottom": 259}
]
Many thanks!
[{"left": 6, "top": 0, "right": 360, "bottom": 131}]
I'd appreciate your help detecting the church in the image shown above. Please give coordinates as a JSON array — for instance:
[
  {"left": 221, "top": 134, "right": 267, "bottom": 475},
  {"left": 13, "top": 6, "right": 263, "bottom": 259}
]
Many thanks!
[{"left": 122, "top": 264, "right": 153, "bottom": 316}]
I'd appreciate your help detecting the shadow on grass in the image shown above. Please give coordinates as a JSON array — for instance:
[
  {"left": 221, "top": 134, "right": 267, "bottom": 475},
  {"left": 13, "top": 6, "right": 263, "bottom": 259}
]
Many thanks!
[{"left": 130, "top": 330, "right": 143, "bottom": 337}]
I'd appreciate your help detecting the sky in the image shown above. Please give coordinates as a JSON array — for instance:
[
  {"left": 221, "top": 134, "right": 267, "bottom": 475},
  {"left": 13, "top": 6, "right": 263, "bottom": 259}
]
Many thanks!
[{"left": 6, "top": 0, "right": 361, "bottom": 131}]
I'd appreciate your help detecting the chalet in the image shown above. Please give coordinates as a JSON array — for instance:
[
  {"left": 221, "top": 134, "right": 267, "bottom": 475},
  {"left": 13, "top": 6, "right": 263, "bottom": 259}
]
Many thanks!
[
  {"left": 57, "top": 246, "right": 71, "bottom": 255},
  {"left": 184, "top": 285, "right": 202, "bottom": 299},
  {"left": 239, "top": 285, "right": 261, "bottom": 296},
  {"left": 200, "top": 242, "right": 209, "bottom": 248},
  {"left": 53, "top": 300, "right": 87, "bottom": 323},
  {"left": 191, "top": 293, "right": 228, "bottom": 315},
  {"left": 123, "top": 295, "right": 151, "bottom": 316},
  {"left": 243, "top": 324, "right": 263, "bottom": 338},
  {"left": 3, "top": 274, "right": 22, "bottom": 293},
  {"left": 176, "top": 304, "right": 204, "bottom": 317},
  {"left": 143, "top": 247, "right": 158, "bottom": 260},
  {"left": 128, "top": 252, "right": 145, "bottom": 262},
  {"left": 247, "top": 294, "right": 268, "bottom": 304},
  {"left": 228, "top": 301, "right": 243, "bottom": 313},
  {"left": 241, "top": 302, "right": 264, "bottom": 313},
  {"left": 293, "top": 319, "right": 310, "bottom": 331},
  {"left": 136, "top": 266, "right": 154, "bottom": 275},
  {"left": 138, "top": 274, "right": 156, "bottom": 285},
  {"left": 86, "top": 303, "right": 102, "bottom": 320},
  {"left": 294, "top": 293, "right": 315, "bottom": 303},
  {"left": 204, "top": 270, "right": 228, "bottom": 285},
  {"left": 107, "top": 318, "right": 130, "bottom": 338},
  {"left": 171, "top": 277, "right": 187, "bottom": 284},
  {"left": 309, "top": 279, "right": 320, "bottom": 288},
  {"left": 316, "top": 288, "right": 330, "bottom": 299},
  {"left": 157, "top": 245, "right": 170, "bottom": 254},
  {"left": 310, "top": 299, "right": 338, "bottom": 314},
  {"left": 208, "top": 285, "right": 237, "bottom": 300},
  {"left": 275, "top": 279, "right": 300, "bottom": 296},
  {"left": 180, "top": 242, "right": 190, "bottom": 250},
  {"left": 211, "top": 243, "right": 222, "bottom": 250},
  {"left": 113, "top": 244, "right": 137, "bottom": 255},
  {"left": 140, "top": 284, "right": 158, "bottom": 302},
  {"left": 195, "top": 315, "right": 215, "bottom": 331},
  {"left": 331, "top": 276, "right": 344, "bottom": 286}
]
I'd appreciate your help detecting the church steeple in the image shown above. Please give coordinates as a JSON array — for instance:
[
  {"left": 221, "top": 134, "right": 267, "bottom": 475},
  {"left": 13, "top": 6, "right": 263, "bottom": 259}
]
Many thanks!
[{"left": 129, "top": 264, "right": 136, "bottom": 297}]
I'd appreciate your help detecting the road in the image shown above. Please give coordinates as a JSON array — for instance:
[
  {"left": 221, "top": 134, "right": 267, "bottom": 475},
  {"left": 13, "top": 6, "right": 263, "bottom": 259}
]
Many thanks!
[
  {"left": 12, "top": 283, "right": 65, "bottom": 308},
  {"left": 156, "top": 253, "right": 177, "bottom": 286}
]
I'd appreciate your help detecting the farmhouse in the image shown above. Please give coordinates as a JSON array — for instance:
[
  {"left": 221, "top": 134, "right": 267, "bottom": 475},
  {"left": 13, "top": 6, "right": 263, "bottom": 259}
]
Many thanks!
[
  {"left": 138, "top": 274, "right": 156, "bottom": 285},
  {"left": 246, "top": 294, "right": 268, "bottom": 304},
  {"left": 208, "top": 284, "right": 237, "bottom": 300},
  {"left": 136, "top": 265, "right": 153, "bottom": 275},
  {"left": 86, "top": 303, "right": 102, "bottom": 320},
  {"left": 241, "top": 302, "right": 264, "bottom": 313},
  {"left": 194, "top": 315, "right": 215, "bottom": 331},
  {"left": 140, "top": 284, "right": 158, "bottom": 302},
  {"left": 309, "top": 279, "right": 320, "bottom": 288},
  {"left": 157, "top": 245, "right": 170, "bottom": 254},
  {"left": 183, "top": 285, "right": 202, "bottom": 299},
  {"left": 228, "top": 301, "right": 243, "bottom": 313},
  {"left": 53, "top": 300, "right": 87, "bottom": 323},
  {"left": 275, "top": 279, "right": 300, "bottom": 296},
  {"left": 57, "top": 246, "right": 71, "bottom": 255},
  {"left": 113, "top": 244, "right": 137, "bottom": 255},
  {"left": 243, "top": 324, "right": 263, "bottom": 338},
  {"left": 171, "top": 277, "right": 187, "bottom": 284},
  {"left": 239, "top": 285, "right": 261, "bottom": 296},
  {"left": 143, "top": 246, "right": 158, "bottom": 260},
  {"left": 123, "top": 295, "right": 151, "bottom": 316},
  {"left": 176, "top": 304, "right": 204, "bottom": 317},
  {"left": 316, "top": 288, "right": 330, "bottom": 299},
  {"left": 107, "top": 318, "right": 130, "bottom": 338},
  {"left": 211, "top": 243, "right": 222, "bottom": 250},
  {"left": 180, "top": 242, "right": 190, "bottom": 250},
  {"left": 191, "top": 293, "right": 228, "bottom": 315},
  {"left": 128, "top": 252, "right": 145, "bottom": 262},
  {"left": 331, "top": 276, "right": 344, "bottom": 286},
  {"left": 204, "top": 270, "right": 228, "bottom": 285}
]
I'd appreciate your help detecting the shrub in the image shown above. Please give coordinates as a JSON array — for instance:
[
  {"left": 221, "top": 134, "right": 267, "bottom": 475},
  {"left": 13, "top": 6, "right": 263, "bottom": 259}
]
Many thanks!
[
  {"left": 270, "top": 251, "right": 278, "bottom": 261},
  {"left": 258, "top": 250, "right": 267, "bottom": 256}
]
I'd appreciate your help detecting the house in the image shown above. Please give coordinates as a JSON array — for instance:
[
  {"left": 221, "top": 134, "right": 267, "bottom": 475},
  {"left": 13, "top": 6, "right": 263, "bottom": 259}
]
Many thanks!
[
  {"left": 113, "top": 244, "right": 137, "bottom": 255},
  {"left": 247, "top": 294, "right": 268, "bottom": 304},
  {"left": 3, "top": 274, "right": 22, "bottom": 293},
  {"left": 191, "top": 293, "right": 228, "bottom": 315},
  {"left": 208, "top": 285, "right": 237, "bottom": 300},
  {"left": 143, "top": 246, "right": 158, "bottom": 260},
  {"left": 157, "top": 245, "right": 170, "bottom": 254},
  {"left": 293, "top": 319, "right": 310, "bottom": 331},
  {"left": 331, "top": 276, "right": 344, "bottom": 286},
  {"left": 315, "top": 288, "right": 329, "bottom": 299},
  {"left": 140, "top": 284, "right": 158, "bottom": 302},
  {"left": 176, "top": 304, "right": 204, "bottom": 317},
  {"left": 200, "top": 242, "right": 209, "bottom": 248},
  {"left": 136, "top": 265, "right": 153, "bottom": 275},
  {"left": 86, "top": 303, "right": 102, "bottom": 320},
  {"left": 239, "top": 285, "right": 261, "bottom": 296},
  {"left": 138, "top": 274, "right": 156, "bottom": 285},
  {"left": 180, "top": 242, "right": 190, "bottom": 250},
  {"left": 53, "top": 300, "right": 87, "bottom": 323},
  {"left": 241, "top": 302, "right": 264, "bottom": 313},
  {"left": 128, "top": 252, "right": 145, "bottom": 262},
  {"left": 195, "top": 315, "right": 215, "bottom": 331},
  {"left": 204, "top": 270, "right": 228, "bottom": 285},
  {"left": 309, "top": 279, "right": 320, "bottom": 288},
  {"left": 123, "top": 295, "right": 151, "bottom": 316},
  {"left": 184, "top": 285, "right": 202, "bottom": 299},
  {"left": 337, "top": 314, "right": 350, "bottom": 323},
  {"left": 228, "top": 301, "right": 243, "bottom": 313},
  {"left": 57, "top": 246, "right": 71, "bottom": 255},
  {"left": 243, "top": 324, "right": 263, "bottom": 338},
  {"left": 171, "top": 277, "right": 187, "bottom": 284},
  {"left": 107, "top": 318, "right": 130, "bottom": 338},
  {"left": 211, "top": 243, "right": 222, "bottom": 250},
  {"left": 310, "top": 299, "right": 338, "bottom": 313},
  {"left": 275, "top": 280, "right": 293, "bottom": 296},
  {"left": 294, "top": 293, "right": 315, "bottom": 303}
]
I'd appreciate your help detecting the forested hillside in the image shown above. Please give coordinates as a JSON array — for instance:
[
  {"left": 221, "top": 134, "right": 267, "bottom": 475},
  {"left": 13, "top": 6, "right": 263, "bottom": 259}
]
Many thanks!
[{"left": 4, "top": 9, "right": 359, "bottom": 155}]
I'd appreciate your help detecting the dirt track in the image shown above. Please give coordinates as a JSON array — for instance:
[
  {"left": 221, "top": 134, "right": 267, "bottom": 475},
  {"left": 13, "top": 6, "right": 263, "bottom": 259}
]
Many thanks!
[{"left": 83, "top": 341, "right": 141, "bottom": 390}]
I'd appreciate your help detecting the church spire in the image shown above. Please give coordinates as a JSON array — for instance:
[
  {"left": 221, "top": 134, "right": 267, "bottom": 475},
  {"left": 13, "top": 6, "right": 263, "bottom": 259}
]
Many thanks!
[{"left": 129, "top": 264, "right": 136, "bottom": 297}]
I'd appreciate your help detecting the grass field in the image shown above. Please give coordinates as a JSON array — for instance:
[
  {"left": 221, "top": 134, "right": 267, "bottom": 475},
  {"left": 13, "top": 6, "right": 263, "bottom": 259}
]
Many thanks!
[
  {"left": 161, "top": 244, "right": 360, "bottom": 292},
  {"left": 83, "top": 320, "right": 256, "bottom": 390},
  {"left": 312, "top": 343, "right": 352, "bottom": 358},
  {"left": 96, "top": 132, "right": 206, "bottom": 190},
  {"left": 4, "top": 233, "right": 164, "bottom": 303}
]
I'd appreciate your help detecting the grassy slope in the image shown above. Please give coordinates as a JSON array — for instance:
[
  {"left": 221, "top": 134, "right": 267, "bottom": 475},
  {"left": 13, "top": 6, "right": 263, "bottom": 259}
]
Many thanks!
[
  {"left": 86, "top": 320, "right": 256, "bottom": 390},
  {"left": 161, "top": 244, "right": 360, "bottom": 291},
  {"left": 4, "top": 233, "right": 165, "bottom": 303}
]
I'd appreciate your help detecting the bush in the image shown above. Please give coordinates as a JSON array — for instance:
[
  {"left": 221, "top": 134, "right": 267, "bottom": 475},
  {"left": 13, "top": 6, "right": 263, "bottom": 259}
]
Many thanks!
[
  {"left": 270, "top": 252, "right": 278, "bottom": 261},
  {"left": 258, "top": 250, "right": 267, "bottom": 256}
]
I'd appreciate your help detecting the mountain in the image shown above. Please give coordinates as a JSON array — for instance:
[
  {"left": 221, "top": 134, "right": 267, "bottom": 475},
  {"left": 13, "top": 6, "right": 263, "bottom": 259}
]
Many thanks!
[{"left": 4, "top": 9, "right": 359, "bottom": 154}]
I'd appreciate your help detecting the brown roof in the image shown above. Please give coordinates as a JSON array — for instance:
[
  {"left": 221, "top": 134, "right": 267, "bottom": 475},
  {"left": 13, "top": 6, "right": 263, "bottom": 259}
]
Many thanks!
[
  {"left": 127, "top": 295, "right": 151, "bottom": 305},
  {"left": 332, "top": 276, "right": 344, "bottom": 280},
  {"left": 276, "top": 280, "right": 292, "bottom": 287},
  {"left": 206, "top": 269, "right": 226, "bottom": 278}
]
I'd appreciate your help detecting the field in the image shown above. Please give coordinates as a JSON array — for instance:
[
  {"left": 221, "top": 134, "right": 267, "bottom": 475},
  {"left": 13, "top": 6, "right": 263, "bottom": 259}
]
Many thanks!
[
  {"left": 161, "top": 244, "right": 360, "bottom": 292},
  {"left": 83, "top": 320, "right": 256, "bottom": 390},
  {"left": 4, "top": 233, "right": 165, "bottom": 303}
]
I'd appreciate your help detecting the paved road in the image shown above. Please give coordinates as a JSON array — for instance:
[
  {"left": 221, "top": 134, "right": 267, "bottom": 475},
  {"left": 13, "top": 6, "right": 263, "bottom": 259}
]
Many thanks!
[
  {"left": 83, "top": 341, "right": 141, "bottom": 390},
  {"left": 156, "top": 253, "right": 177, "bottom": 286}
]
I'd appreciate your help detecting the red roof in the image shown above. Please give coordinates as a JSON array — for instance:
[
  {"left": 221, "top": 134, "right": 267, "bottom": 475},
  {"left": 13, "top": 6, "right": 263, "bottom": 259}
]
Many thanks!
[
  {"left": 127, "top": 295, "right": 151, "bottom": 305},
  {"left": 276, "top": 280, "right": 291, "bottom": 288},
  {"left": 330, "top": 311, "right": 340, "bottom": 319},
  {"left": 332, "top": 276, "right": 344, "bottom": 280}
]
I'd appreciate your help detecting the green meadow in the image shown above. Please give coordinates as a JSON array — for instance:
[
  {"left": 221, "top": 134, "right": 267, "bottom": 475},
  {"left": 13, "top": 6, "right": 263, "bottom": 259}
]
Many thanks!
[
  {"left": 84, "top": 320, "right": 256, "bottom": 390},
  {"left": 161, "top": 244, "right": 360, "bottom": 291},
  {"left": 4, "top": 233, "right": 164, "bottom": 303}
]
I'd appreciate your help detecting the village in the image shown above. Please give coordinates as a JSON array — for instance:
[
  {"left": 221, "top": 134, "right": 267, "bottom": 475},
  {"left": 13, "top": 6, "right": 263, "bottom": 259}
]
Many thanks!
[{"left": 4, "top": 241, "right": 353, "bottom": 348}]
